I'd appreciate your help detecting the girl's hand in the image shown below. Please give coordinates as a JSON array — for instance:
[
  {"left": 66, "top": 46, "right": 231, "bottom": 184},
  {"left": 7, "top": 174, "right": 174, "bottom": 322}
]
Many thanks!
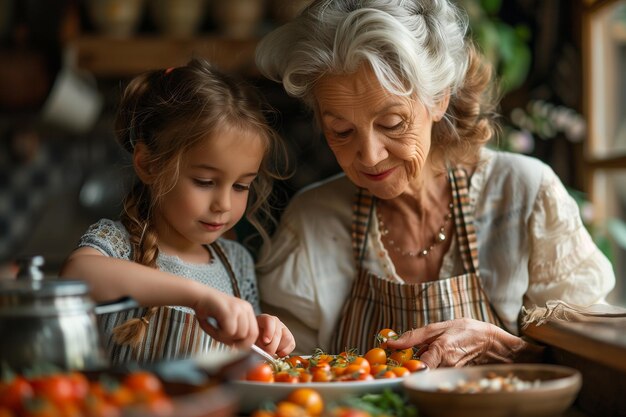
[
  {"left": 195, "top": 288, "right": 259, "bottom": 350},
  {"left": 255, "top": 314, "right": 296, "bottom": 357},
  {"left": 385, "top": 318, "right": 540, "bottom": 368}
]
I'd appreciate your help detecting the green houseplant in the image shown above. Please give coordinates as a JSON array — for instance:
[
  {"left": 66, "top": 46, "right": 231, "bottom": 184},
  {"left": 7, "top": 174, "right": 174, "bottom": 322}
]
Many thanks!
[{"left": 459, "top": 0, "right": 532, "bottom": 93}]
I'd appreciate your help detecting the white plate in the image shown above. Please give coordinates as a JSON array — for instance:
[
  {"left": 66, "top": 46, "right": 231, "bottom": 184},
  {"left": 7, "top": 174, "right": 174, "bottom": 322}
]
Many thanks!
[{"left": 230, "top": 376, "right": 407, "bottom": 413}]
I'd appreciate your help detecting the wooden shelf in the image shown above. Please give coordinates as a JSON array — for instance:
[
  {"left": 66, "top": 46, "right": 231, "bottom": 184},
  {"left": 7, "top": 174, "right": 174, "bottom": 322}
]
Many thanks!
[{"left": 67, "top": 36, "right": 260, "bottom": 78}]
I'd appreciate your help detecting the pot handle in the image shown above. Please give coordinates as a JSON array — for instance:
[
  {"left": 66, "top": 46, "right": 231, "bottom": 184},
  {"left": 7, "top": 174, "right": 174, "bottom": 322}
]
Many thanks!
[{"left": 94, "top": 296, "right": 139, "bottom": 315}]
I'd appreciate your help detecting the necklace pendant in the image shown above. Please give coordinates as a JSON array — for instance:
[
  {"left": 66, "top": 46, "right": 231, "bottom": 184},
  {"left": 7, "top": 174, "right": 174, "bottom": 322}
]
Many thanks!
[{"left": 376, "top": 199, "right": 453, "bottom": 259}]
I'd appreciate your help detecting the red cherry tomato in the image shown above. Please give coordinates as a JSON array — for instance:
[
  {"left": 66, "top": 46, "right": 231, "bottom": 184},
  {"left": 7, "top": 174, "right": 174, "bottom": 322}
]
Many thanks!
[
  {"left": 122, "top": 371, "right": 163, "bottom": 397},
  {"left": 245, "top": 363, "right": 274, "bottom": 383},
  {"left": 0, "top": 376, "right": 34, "bottom": 412}
]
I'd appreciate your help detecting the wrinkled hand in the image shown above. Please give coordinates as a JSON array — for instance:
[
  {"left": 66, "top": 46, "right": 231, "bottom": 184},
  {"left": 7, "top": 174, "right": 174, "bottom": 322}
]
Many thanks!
[
  {"left": 195, "top": 289, "right": 259, "bottom": 350},
  {"left": 256, "top": 314, "right": 296, "bottom": 357},
  {"left": 386, "top": 318, "right": 528, "bottom": 368}
]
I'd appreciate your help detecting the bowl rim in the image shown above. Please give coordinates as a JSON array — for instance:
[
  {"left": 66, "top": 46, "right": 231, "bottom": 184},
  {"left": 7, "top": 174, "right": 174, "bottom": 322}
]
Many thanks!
[{"left": 402, "top": 363, "right": 582, "bottom": 394}]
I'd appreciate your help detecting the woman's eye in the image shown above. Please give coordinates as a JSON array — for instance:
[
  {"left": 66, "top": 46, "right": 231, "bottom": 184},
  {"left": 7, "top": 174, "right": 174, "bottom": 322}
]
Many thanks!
[
  {"left": 193, "top": 179, "right": 215, "bottom": 187},
  {"left": 383, "top": 121, "right": 405, "bottom": 131},
  {"left": 334, "top": 129, "right": 353, "bottom": 138}
]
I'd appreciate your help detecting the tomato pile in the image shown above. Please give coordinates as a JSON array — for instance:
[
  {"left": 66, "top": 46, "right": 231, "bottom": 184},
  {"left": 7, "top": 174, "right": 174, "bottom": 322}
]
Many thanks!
[
  {"left": 249, "top": 387, "right": 417, "bottom": 417},
  {"left": 246, "top": 328, "right": 426, "bottom": 383},
  {"left": 0, "top": 369, "right": 172, "bottom": 417}
]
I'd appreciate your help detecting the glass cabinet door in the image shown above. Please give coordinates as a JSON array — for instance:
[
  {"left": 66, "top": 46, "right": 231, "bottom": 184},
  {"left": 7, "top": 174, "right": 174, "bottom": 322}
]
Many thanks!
[
  {"left": 584, "top": 0, "right": 626, "bottom": 305},
  {"left": 585, "top": 0, "right": 626, "bottom": 158}
]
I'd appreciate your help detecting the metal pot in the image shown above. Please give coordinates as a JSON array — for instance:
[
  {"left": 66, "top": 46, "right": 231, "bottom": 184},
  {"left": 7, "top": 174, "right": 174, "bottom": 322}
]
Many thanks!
[{"left": 0, "top": 256, "right": 138, "bottom": 371}]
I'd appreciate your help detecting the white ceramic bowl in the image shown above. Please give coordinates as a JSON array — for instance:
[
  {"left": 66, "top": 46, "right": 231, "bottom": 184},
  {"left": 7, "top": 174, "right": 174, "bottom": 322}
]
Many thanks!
[{"left": 403, "top": 363, "right": 582, "bottom": 417}]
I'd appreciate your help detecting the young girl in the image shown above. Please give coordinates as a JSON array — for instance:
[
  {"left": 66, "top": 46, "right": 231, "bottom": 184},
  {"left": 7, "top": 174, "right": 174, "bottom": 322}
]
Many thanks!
[{"left": 60, "top": 58, "right": 295, "bottom": 364}]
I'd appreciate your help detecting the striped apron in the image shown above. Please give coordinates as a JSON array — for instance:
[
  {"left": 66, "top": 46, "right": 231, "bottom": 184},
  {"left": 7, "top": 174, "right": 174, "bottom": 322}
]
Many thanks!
[
  {"left": 332, "top": 167, "right": 503, "bottom": 354},
  {"left": 99, "top": 242, "right": 240, "bottom": 364}
]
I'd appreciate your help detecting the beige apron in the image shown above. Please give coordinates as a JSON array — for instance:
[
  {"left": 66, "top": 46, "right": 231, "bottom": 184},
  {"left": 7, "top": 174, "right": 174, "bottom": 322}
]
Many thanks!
[
  {"left": 332, "top": 167, "right": 503, "bottom": 353},
  {"left": 100, "top": 242, "right": 239, "bottom": 364}
]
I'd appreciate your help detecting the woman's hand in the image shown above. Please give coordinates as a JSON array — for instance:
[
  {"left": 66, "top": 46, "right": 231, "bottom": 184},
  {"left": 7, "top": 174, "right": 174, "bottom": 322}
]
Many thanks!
[
  {"left": 256, "top": 314, "right": 296, "bottom": 357},
  {"left": 194, "top": 287, "right": 259, "bottom": 350},
  {"left": 385, "top": 318, "right": 543, "bottom": 368}
]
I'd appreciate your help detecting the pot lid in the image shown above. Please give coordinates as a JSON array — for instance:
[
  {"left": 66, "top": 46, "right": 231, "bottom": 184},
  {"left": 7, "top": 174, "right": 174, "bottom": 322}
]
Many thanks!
[
  {"left": 0, "top": 255, "right": 89, "bottom": 297},
  {"left": 0, "top": 278, "right": 89, "bottom": 297}
]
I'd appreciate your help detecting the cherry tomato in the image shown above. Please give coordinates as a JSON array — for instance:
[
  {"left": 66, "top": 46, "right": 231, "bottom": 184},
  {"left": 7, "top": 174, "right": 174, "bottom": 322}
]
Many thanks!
[
  {"left": 369, "top": 364, "right": 388, "bottom": 377},
  {"left": 364, "top": 348, "right": 387, "bottom": 366},
  {"left": 245, "top": 363, "right": 274, "bottom": 383},
  {"left": 297, "top": 371, "right": 313, "bottom": 383},
  {"left": 274, "top": 372, "right": 299, "bottom": 384},
  {"left": 122, "top": 371, "right": 163, "bottom": 397},
  {"left": 274, "top": 401, "right": 306, "bottom": 417},
  {"left": 357, "top": 373, "right": 374, "bottom": 381},
  {"left": 0, "top": 407, "right": 14, "bottom": 417},
  {"left": 82, "top": 395, "right": 121, "bottom": 417},
  {"left": 315, "top": 354, "right": 333, "bottom": 364},
  {"left": 105, "top": 385, "right": 134, "bottom": 407},
  {"left": 309, "top": 361, "right": 330, "bottom": 374},
  {"left": 56, "top": 402, "right": 82, "bottom": 417},
  {"left": 67, "top": 372, "right": 89, "bottom": 402},
  {"left": 390, "top": 366, "right": 410, "bottom": 377},
  {"left": 376, "top": 328, "right": 398, "bottom": 349},
  {"left": 311, "top": 369, "right": 332, "bottom": 382},
  {"left": 343, "top": 364, "right": 367, "bottom": 379},
  {"left": 285, "top": 356, "right": 308, "bottom": 369},
  {"left": 31, "top": 374, "right": 75, "bottom": 408},
  {"left": 0, "top": 376, "right": 34, "bottom": 412},
  {"left": 403, "top": 359, "right": 427, "bottom": 372},
  {"left": 332, "top": 407, "right": 372, "bottom": 417},
  {"left": 379, "top": 370, "right": 397, "bottom": 379},
  {"left": 286, "top": 388, "right": 324, "bottom": 416},
  {"left": 20, "top": 397, "right": 61, "bottom": 417},
  {"left": 349, "top": 357, "right": 370, "bottom": 374},
  {"left": 250, "top": 410, "right": 275, "bottom": 417},
  {"left": 389, "top": 348, "right": 413, "bottom": 365}
]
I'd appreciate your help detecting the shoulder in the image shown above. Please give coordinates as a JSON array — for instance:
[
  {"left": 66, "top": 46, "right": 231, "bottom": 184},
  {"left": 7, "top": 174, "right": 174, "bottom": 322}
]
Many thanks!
[
  {"left": 215, "top": 238, "right": 254, "bottom": 262},
  {"left": 78, "top": 219, "right": 131, "bottom": 259},
  {"left": 475, "top": 148, "right": 552, "bottom": 195},
  {"left": 214, "top": 238, "right": 255, "bottom": 272},
  {"left": 285, "top": 173, "right": 355, "bottom": 220}
]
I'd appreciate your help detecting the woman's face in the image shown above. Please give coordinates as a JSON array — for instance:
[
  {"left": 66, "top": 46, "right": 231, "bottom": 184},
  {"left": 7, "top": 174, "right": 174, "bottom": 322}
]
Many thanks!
[{"left": 314, "top": 64, "right": 439, "bottom": 199}]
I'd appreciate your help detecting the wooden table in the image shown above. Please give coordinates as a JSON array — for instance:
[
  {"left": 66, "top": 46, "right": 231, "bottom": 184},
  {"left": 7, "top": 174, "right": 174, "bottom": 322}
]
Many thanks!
[{"left": 523, "top": 318, "right": 626, "bottom": 417}]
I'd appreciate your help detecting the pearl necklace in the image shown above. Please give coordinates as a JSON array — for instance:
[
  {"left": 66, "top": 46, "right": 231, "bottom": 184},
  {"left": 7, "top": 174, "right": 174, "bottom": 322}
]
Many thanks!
[{"left": 376, "top": 201, "right": 454, "bottom": 257}]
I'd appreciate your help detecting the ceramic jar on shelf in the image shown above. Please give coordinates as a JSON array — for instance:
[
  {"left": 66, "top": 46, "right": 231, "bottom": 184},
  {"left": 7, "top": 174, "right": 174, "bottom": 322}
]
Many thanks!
[
  {"left": 270, "top": 0, "right": 312, "bottom": 24},
  {"left": 86, "top": 0, "right": 146, "bottom": 38},
  {"left": 212, "top": 0, "right": 265, "bottom": 39},
  {"left": 150, "top": 0, "right": 207, "bottom": 38}
]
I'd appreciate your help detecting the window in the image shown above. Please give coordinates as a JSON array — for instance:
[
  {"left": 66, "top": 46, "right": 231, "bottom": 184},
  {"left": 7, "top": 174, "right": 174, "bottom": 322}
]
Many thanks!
[{"left": 583, "top": 0, "right": 626, "bottom": 305}]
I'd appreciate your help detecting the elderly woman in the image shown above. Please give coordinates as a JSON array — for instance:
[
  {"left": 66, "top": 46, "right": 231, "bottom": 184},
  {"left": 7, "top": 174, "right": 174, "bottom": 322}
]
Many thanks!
[{"left": 255, "top": 0, "right": 615, "bottom": 368}]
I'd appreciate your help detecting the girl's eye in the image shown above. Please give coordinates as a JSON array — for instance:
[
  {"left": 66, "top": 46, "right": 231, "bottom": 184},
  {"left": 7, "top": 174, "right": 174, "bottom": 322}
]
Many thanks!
[
  {"left": 193, "top": 179, "right": 215, "bottom": 187},
  {"left": 233, "top": 183, "right": 251, "bottom": 192}
]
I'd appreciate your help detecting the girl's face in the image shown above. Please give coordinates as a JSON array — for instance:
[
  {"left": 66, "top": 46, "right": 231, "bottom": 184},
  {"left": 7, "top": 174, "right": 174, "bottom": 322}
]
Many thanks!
[
  {"left": 155, "top": 124, "right": 265, "bottom": 252},
  {"left": 314, "top": 64, "right": 440, "bottom": 199}
]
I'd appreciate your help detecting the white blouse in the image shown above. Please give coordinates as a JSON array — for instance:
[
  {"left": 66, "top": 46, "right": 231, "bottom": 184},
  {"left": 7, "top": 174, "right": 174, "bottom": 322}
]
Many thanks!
[{"left": 257, "top": 148, "right": 616, "bottom": 354}]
